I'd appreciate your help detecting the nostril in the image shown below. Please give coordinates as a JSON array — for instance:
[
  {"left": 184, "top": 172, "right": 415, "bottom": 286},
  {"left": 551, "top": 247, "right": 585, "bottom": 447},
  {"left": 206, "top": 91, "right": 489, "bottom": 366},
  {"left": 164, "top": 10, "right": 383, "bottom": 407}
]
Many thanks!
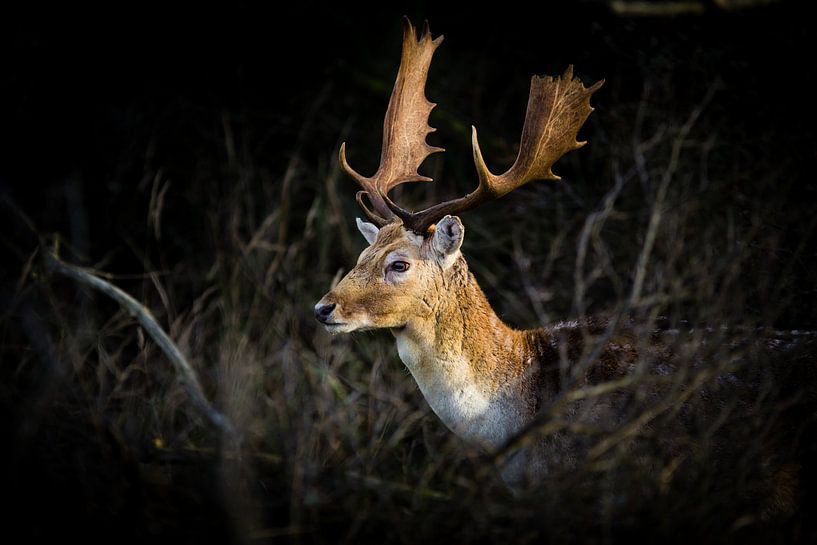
[{"left": 315, "top": 303, "right": 336, "bottom": 322}]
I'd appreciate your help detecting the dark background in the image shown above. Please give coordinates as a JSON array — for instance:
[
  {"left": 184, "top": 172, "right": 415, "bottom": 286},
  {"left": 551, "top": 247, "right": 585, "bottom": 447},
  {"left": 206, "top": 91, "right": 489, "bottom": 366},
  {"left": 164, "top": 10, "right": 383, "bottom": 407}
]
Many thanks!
[
  {"left": 4, "top": 1, "right": 813, "bottom": 273},
  {"left": 2, "top": 1, "right": 816, "bottom": 543}
]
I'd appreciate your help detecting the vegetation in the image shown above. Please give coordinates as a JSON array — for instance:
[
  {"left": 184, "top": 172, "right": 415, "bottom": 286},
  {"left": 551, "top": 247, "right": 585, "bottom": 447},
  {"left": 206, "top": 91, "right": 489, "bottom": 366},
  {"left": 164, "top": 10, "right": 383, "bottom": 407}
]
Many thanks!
[{"left": 2, "top": 2, "right": 815, "bottom": 543}]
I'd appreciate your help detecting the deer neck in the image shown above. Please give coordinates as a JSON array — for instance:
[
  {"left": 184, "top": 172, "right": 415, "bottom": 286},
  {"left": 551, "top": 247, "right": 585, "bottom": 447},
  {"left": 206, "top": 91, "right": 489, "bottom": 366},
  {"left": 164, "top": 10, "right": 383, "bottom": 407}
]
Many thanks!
[{"left": 391, "top": 256, "right": 536, "bottom": 448}]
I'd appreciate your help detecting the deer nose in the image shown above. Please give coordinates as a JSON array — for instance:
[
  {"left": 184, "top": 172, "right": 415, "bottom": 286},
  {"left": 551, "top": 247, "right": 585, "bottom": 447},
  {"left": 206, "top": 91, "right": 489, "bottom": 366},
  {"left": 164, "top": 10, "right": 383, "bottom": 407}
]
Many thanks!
[{"left": 314, "top": 303, "right": 336, "bottom": 323}]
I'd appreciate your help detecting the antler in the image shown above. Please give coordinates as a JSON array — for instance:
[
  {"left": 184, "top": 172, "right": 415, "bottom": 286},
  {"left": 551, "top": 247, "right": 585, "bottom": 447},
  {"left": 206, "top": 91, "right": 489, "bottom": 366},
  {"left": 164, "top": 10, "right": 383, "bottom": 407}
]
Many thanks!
[
  {"left": 339, "top": 18, "right": 444, "bottom": 226},
  {"left": 340, "top": 21, "right": 603, "bottom": 234},
  {"left": 388, "top": 66, "right": 604, "bottom": 233}
]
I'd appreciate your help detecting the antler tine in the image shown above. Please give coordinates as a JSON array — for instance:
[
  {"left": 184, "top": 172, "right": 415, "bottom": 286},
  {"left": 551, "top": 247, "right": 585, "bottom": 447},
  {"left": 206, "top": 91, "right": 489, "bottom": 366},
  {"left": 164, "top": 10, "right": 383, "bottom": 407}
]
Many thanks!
[
  {"left": 340, "top": 18, "right": 444, "bottom": 227},
  {"left": 397, "top": 66, "right": 603, "bottom": 234},
  {"left": 355, "top": 191, "right": 389, "bottom": 225},
  {"left": 340, "top": 143, "right": 390, "bottom": 225}
]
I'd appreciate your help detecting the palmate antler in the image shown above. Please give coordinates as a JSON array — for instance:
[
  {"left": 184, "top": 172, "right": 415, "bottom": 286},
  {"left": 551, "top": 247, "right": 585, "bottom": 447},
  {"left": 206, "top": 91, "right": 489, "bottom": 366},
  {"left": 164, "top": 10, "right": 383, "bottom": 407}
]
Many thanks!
[
  {"left": 341, "top": 19, "right": 604, "bottom": 234},
  {"left": 339, "top": 19, "right": 444, "bottom": 226}
]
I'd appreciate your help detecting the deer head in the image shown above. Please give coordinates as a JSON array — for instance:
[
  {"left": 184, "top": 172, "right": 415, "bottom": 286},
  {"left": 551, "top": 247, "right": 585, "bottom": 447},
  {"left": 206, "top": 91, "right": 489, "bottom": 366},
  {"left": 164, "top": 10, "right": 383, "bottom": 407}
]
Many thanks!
[{"left": 315, "top": 19, "right": 602, "bottom": 333}]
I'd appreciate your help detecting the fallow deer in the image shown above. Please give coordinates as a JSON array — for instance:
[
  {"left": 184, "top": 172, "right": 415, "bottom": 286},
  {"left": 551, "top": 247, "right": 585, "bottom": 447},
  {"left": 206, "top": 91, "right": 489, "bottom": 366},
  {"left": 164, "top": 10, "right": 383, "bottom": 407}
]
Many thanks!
[{"left": 314, "top": 20, "right": 812, "bottom": 493}]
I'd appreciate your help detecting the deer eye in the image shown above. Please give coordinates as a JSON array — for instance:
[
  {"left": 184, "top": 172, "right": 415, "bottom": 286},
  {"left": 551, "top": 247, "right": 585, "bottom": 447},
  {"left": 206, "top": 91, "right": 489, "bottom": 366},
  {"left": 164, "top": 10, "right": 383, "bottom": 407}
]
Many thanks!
[{"left": 388, "top": 261, "right": 410, "bottom": 273}]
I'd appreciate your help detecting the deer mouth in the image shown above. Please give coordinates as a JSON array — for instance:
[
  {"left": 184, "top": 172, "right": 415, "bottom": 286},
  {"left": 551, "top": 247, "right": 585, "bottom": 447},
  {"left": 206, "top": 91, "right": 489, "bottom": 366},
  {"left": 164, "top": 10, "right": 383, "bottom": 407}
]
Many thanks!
[
  {"left": 322, "top": 322, "right": 350, "bottom": 333},
  {"left": 323, "top": 321, "right": 365, "bottom": 335}
]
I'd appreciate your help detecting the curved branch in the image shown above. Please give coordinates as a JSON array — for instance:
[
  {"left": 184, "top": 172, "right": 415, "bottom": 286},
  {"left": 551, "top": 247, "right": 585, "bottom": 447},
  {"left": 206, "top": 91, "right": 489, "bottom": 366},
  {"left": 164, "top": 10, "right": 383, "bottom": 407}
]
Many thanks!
[{"left": 44, "top": 247, "right": 236, "bottom": 439}]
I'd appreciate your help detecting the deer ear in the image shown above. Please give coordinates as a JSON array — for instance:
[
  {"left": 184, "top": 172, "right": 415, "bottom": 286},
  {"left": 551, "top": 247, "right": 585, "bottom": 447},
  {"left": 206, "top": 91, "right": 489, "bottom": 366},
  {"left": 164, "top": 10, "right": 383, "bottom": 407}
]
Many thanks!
[
  {"left": 430, "top": 215, "right": 464, "bottom": 265},
  {"left": 356, "top": 218, "right": 380, "bottom": 245}
]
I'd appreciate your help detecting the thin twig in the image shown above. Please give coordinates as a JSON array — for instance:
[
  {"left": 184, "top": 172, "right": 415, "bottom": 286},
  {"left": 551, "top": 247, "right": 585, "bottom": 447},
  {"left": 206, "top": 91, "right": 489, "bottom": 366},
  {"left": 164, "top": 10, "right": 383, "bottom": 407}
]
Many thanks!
[
  {"left": 629, "top": 83, "right": 718, "bottom": 306},
  {"left": 43, "top": 245, "right": 236, "bottom": 439},
  {"left": 345, "top": 471, "right": 449, "bottom": 501}
]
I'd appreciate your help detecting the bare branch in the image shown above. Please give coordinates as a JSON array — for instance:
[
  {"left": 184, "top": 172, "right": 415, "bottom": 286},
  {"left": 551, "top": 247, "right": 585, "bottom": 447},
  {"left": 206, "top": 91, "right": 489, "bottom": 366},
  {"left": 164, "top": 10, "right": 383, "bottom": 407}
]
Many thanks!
[{"left": 44, "top": 245, "right": 236, "bottom": 439}]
